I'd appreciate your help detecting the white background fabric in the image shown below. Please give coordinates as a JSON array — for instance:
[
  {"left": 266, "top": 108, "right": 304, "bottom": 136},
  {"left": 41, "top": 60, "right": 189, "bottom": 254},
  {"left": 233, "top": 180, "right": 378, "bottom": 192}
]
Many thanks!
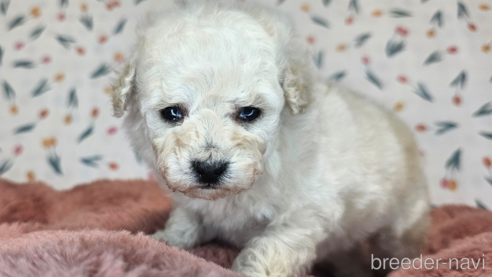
[{"left": 0, "top": 0, "right": 491, "bottom": 208}]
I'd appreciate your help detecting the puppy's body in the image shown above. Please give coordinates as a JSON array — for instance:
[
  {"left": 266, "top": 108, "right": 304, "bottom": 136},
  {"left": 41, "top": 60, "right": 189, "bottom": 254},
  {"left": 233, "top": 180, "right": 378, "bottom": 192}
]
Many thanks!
[
  {"left": 157, "top": 84, "right": 429, "bottom": 276},
  {"left": 113, "top": 2, "right": 429, "bottom": 277}
]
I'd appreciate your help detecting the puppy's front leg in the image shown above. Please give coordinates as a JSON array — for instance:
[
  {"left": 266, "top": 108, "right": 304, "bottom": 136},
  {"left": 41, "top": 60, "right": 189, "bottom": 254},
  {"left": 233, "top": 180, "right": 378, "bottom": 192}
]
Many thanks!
[
  {"left": 232, "top": 214, "right": 327, "bottom": 277},
  {"left": 153, "top": 207, "right": 203, "bottom": 249}
]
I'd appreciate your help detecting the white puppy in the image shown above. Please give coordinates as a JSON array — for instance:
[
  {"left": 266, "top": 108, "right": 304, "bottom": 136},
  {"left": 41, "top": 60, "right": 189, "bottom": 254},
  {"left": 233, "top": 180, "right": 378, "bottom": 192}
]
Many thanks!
[{"left": 111, "top": 2, "right": 430, "bottom": 277}]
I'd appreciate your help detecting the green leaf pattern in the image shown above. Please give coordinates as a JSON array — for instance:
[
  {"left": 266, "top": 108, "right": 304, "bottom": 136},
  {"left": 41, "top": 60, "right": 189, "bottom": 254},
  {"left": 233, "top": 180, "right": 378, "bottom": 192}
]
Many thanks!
[{"left": 0, "top": 0, "right": 490, "bottom": 208}]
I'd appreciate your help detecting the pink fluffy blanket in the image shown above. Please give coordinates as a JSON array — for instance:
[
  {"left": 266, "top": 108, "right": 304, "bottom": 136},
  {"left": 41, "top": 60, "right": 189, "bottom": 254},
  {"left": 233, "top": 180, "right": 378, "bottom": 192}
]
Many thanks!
[{"left": 0, "top": 179, "right": 491, "bottom": 276}]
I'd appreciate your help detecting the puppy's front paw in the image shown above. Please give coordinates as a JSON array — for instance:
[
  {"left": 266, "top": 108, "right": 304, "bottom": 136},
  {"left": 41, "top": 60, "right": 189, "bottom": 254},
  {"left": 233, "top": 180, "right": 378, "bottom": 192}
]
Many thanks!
[
  {"left": 231, "top": 256, "right": 261, "bottom": 277},
  {"left": 231, "top": 241, "right": 311, "bottom": 277},
  {"left": 153, "top": 207, "right": 204, "bottom": 249},
  {"left": 152, "top": 228, "right": 198, "bottom": 249},
  {"left": 231, "top": 252, "right": 274, "bottom": 277}
]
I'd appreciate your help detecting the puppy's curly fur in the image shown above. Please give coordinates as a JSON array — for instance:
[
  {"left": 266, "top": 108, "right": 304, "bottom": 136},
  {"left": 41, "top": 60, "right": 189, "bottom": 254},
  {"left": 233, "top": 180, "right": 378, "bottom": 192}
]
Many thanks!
[{"left": 111, "top": 2, "right": 430, "bottom": 276}]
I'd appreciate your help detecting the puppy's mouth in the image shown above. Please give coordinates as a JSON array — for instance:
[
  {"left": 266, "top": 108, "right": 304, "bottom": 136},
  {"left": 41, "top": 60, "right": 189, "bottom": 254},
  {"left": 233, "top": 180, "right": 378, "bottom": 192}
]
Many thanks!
[
  {"left": 181, "top": 183, "right": 238, "bottom": 201},
  {"left": 200, "top": 184, "right": 218, "bottom": 189}
]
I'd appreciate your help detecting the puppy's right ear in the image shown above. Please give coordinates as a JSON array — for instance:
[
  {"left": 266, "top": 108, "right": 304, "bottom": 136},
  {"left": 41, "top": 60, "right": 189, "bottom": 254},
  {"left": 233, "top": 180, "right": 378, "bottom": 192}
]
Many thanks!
[{"left": 111, "top": 58, "right": 136, "bottom": 118}]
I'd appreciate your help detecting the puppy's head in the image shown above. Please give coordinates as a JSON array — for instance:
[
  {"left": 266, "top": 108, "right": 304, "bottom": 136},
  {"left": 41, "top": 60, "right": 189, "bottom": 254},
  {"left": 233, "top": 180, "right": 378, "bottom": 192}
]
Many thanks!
[{"left": 112, "top": 2, "right": 315, "bottom": 200}]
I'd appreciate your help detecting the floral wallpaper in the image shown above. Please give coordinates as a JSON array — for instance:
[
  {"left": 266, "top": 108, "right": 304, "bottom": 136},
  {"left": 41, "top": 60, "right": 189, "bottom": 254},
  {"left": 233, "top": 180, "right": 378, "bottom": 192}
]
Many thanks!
[{"left": 0, "top": 0, "right": 491, "bottom": 208}]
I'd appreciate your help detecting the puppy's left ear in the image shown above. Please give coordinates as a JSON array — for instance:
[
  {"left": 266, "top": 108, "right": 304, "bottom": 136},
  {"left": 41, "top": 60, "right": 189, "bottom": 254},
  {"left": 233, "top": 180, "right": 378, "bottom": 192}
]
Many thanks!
[
  {"left": 111, "top": 57, "right": 137, "bottom": 118},
  {"left": 280, "top": 35, "right": 315, "bottom": 115},
  {"left": 244, "top": 6, "right": 316, "bottom": 115}
]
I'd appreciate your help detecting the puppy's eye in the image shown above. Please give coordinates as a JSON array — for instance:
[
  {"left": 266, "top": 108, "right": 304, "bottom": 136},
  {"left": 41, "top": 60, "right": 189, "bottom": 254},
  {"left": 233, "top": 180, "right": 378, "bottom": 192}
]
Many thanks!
[
  {"left": 237, "top": 107, "right": 261, "bottom": 122},
  {"left": 160, "top": 106, "right": 184, "bottom": 123}
]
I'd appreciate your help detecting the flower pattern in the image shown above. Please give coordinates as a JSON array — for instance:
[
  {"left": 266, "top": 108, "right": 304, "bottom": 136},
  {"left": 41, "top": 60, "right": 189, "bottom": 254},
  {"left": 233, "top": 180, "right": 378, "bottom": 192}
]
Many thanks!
[{"left": 0, "top": 0, "right": 491, "bottom": 208}]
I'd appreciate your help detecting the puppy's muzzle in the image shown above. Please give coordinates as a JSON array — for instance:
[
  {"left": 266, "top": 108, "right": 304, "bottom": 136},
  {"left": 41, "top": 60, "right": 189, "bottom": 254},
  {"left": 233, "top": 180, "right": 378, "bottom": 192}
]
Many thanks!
[{"left": 192, "top": 160, "right": 229, "bottom": 185}]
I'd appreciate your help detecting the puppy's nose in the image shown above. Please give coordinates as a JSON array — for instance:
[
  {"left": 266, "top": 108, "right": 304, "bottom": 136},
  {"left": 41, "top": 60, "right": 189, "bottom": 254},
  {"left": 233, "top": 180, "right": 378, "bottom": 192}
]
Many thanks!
[{"left": 192, "top": 160, "right": 228, "bottom": 184}]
